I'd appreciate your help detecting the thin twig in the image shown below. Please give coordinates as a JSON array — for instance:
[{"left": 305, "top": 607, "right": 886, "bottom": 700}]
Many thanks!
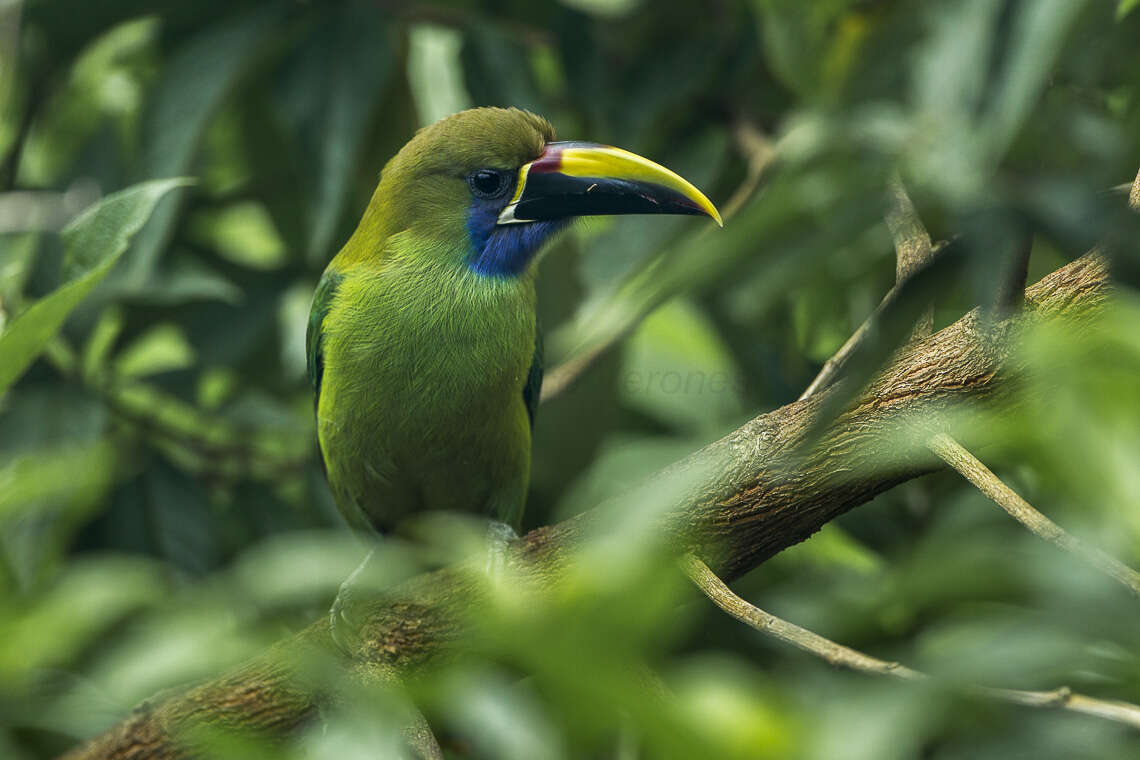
[
  {"left": 799, "top": 175, "right": 938, "bottom": 400},
  {"left": 682, "top": 554, "right": 921, "bottom": 679},
  {"left": 682, "top": 554, "right": 1140, "bottom": 730},
  {"left": 797, "top": 303, "right": 879, "bottom": 401},
  {"left": 719, "top": 118, "right": 773, "bottom": 220},
  {"left": 885, "top": 171, "right": 934, "bottom": 284},
  {"left": 539, "top": 339, "right": 613, "bottom": 403},
  {"left": 929, "top": 433, "right": 1140, "bottom": 598}
]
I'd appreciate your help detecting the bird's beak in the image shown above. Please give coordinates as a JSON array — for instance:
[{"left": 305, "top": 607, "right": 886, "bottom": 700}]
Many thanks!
[{"left": 496, "top": 141, "right": 722, "bottom": 227}]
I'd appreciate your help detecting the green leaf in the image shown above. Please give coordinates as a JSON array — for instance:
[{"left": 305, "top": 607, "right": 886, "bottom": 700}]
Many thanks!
[
  {"left": 1118, "top": 0, "right": 1140, "bottom": 20},
  {"left": 755, "top": 0, "right": 867, "bottom": 100},
  {"left": 0, "top": 178, "right": 191, "bottom": 396},
  {"left": 621, "top": 298, "right": 744, "bottom": 434},
  {"left": 273, "top": 0, "right": 396, "bottom": 263},
  {"left": 407, "top": 23, "right": 472, "bottom": 127},
  {"left": 115, "top": 8, "right": 280, "bottom": 289},
  {"left": 188, "top": 201, "right": 287, "bottom": 271},
  {"left": 0, "top": 441, "right": 119, "bottom": 523},
  {"left": 461, "top": 22, "right": 545, "bottom": 113},
  {"left": 113, "top": 323, "right": 197, "bottom": 378},
  {"left": 0, "top": 557, "right": 162, "bottom": 684}
]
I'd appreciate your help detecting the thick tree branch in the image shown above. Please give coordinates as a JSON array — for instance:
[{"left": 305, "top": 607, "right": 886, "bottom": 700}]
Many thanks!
[
  {"left": 63, "top": 254, "right": 1113, "bottom": 760},
  {"left": 682, "top": 555, "right": 1140, "bottom": 730},
  {"left": 697, "top": 182, "right": 1140, "bottom": 729}
]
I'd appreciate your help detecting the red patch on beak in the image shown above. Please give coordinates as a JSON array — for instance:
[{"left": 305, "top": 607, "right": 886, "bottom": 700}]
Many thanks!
[{"left": 528, "top": 143, "right": 566, "bottom": 174}]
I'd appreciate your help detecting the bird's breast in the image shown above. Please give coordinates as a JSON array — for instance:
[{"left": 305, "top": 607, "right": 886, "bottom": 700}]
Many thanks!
[{"left": 322, "top": 264, "right": 536, "bottom": 445}]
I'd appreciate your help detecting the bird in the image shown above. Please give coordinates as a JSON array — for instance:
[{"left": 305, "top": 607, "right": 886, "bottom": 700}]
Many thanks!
[{"left": 307, "top": 107, "right": 720, "bottom": 640}]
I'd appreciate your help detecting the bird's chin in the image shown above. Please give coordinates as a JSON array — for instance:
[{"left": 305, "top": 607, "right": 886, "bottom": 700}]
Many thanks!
[{"left": 469, "top": 219, "right": 568, "bottom": 278}]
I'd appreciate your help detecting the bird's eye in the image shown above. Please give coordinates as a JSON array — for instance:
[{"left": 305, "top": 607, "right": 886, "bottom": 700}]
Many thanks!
[{"left": 468, "top": 169, "right": 508, "bottom": 199}]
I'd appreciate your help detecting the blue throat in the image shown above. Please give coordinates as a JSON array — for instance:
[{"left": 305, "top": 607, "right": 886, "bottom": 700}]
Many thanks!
[{"left": 467, "top": 198, "right": 565, "bottom": 277}]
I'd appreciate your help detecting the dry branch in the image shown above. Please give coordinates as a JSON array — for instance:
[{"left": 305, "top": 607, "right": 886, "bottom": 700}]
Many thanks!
[
  {"left": 63, "top": 254, "right": 1113, "bottom": 760},
  {"left": 929, "top": 433, "right": 1140, "bottom": 597},
  {"left": 683, "top": 555, "right": 1140, "bottom": 729}
]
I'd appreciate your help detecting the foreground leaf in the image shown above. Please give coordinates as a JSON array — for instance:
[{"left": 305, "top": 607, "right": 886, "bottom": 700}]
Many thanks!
[{"left": 0, "top": 178, "right": 191, "bottom": 395}]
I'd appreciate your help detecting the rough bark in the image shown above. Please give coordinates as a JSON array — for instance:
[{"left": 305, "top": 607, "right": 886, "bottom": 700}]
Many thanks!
[{"left": 63, "top": 254, "right": 1110, "bottom": 760}]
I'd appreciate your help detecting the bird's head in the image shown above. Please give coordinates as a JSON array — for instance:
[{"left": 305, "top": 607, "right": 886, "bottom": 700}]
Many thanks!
[{"left": 361, "top": 107, "right": 721, "bottom": 278}]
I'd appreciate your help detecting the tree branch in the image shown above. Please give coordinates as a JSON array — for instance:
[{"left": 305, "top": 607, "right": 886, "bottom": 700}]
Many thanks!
[
  {"left": 928, "top": 433, "right": 1140, "bottom": 598},
  {"left": 682, "top": 555, "right": 1140, "bottom": 730},
  {"left": 682, "top": 554, "right": 919, "bottom": 679},
  {"left": 885, "top": 171, "right": 935, "bottom": 286},
  {"left": 63, "top": 254, "right": 1114, "bottom": 760},
  {"left": 1131, "top": 166, "right": 1140, "bottom": 212}
]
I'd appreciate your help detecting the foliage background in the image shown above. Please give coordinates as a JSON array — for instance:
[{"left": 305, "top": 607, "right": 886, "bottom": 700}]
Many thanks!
[{"left": 2, "top": 0, "right": 1140, "bottom": 757}]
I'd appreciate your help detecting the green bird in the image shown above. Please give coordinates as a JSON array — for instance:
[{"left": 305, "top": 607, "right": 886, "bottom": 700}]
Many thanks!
[{"left": 307, "top": 108, "right": 719, "bottom": 630}]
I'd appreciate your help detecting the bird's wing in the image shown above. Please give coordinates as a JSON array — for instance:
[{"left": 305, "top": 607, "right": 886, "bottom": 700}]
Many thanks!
[
  {"left": 523, "top": 325, "right": 543, "bottom": 429},
  {"left": 307, "top": 269, "right": 344, "bottom": 409}
]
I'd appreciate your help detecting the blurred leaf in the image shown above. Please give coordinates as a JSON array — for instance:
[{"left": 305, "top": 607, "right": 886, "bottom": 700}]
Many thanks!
[
  {"left": 188, "top": 201, "right": 286, "bottom": 270},
  {"left": 772, "top": 523, "right": 883, "bottom": 575},
  {"left": 19, "top": 17, "right": 159, "bottom": 187},
  {"left": 433, "top": 666, "right": 566, "bottom": 760},
  {"left": 278, "top": 281, "right": 311, "bottom": 381},
  {"left": 0, "top": 178, "right": 189, "bottom": 395},
  {"left": 407, "top": 23, "right": 472, "bottom": 127},
  {"left": 1120, "top": 0, "right": 1140, "bottom": 19},
  {"left": 984, "top": 0, "right": 1087, "bottom": 158},
  {"left": 113, "top": 322, "right": 196, "bottom": 378},
  {"left": 0, "top": 557, "right": 163, "bottom": 685},
  {"left": 621, "top": 297, "right": 744, "bottom": 434},
  {"left": 80, "top": 304, "right": 124, "bottom": 380},
  {"left": 228, "top": 532, "right": 399, "bottom": 611},
  {"left": 196, "top": 367, "right": 238, "bottom": 410},
  {"left": 0, "top": 233, "right": 39, "bottom": 327},
  {"left": 756, "top": 0, "right": 867, "bottom": 100},
  {"left": 669, "top": 656, "right": 795, "bottom": 759},
  {"left": 557, "top": 433, "right": 698, "bottom": 521},
  {"left": 0, "top": 1, "right": 19, "bottom": 159},
  {"left": 994, "top": 294, "right": 1140, "bottom": 554},
  {"left": 272, "top": 0, "right": 396, "bottom": 264},
  {"left": 558, "top": 0, "right": 640, "bottom": 16},
  {"left": 143, "top": 462, "right": 222, "bottom": 574},
  {"left": 115, "top": 7, "right": 281, "bottom": 289},
  {"left": 0, "top": 385, "right": 108, "bottom": 455},
  {"left": 462, "top": 22, "right": 545, "bottom": 113},
  {"left": 140, "top": 258, "right": 243, "bottom": 305},
  {"left": 0, "top": 441, "right": 118, "bottom": 524},
  {"left": 907, "top": 0, "right": 1087, "bottom": 201}
]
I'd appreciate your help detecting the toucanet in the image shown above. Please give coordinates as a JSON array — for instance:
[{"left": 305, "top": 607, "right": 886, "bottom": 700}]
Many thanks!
[{"left": 307, "top": 107, "right": 720, "bottom": 590}]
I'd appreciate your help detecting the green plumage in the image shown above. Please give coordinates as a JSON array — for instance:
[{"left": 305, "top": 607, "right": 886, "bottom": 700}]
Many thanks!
[
  {"left": 308, "top": 109, "right": 554, "bottom": 533},
  {"left": 309, "top": 107, "right": 720, "bottom": 539}
]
